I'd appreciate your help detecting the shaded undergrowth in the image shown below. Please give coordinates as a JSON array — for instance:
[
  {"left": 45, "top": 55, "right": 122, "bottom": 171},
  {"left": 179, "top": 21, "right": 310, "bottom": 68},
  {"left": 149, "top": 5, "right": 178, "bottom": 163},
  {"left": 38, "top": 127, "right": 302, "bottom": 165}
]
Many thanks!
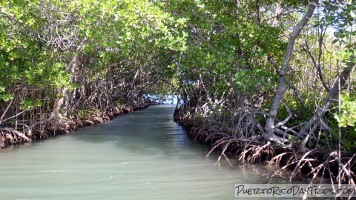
[{"left": 0, "top": 102, "right": 150, "bottom": 148}]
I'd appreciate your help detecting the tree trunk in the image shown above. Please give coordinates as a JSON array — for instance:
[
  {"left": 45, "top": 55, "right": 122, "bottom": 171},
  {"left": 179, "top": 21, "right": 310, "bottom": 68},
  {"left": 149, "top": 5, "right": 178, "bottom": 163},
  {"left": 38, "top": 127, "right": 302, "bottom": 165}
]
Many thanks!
[
  {"left": 64, "top": 53, "right": 80, "bottom": 117},
  {"left": 298, "top": 65, "right": 354, "bottom": 140},
  {"left": 264, "top": 1, "right": 317, "bottom": 142},
  {"left": 64, "top": 43, "right": 84, "bottom": 117},
  {"left": 49, "top": 97, "right": 64, "bottom": 122}
]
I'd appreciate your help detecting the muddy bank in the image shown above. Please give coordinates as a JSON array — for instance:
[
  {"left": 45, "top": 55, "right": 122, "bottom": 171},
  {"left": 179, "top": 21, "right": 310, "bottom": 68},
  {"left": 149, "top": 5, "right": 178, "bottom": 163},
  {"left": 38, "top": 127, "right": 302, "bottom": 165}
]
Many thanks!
[
  {"left": 0, "top": 102, "right": 150, "bottom": 148},
  {"left": 173, "top": 111, "right": 356, "bottom": 185}
]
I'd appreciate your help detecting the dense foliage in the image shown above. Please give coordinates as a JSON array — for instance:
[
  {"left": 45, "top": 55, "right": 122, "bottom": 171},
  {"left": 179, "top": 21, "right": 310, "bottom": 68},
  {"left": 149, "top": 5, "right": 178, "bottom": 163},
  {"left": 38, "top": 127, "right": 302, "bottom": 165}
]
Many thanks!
[
  {"left": 169, "top": 0, "right": 355, "bottom": 152},
  {"left": 0, "top": 0, "right": 186, "bottom": 126},
  {"left": 0, "top": 0, "right": 355, "bottom": 181}
]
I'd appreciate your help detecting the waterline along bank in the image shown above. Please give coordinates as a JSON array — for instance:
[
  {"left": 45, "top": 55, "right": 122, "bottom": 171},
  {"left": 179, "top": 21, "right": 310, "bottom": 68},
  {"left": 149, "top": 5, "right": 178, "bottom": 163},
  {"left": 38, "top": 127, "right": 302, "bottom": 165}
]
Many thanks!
[
  {"left": 0, "top": 101, "right": 150, "bottom": 148},
  {"left": 173, "top": 104, "right": 356, "bottom": 186},
  {"left": 0, "top": 105, "right": 283, "bottom": 200}
]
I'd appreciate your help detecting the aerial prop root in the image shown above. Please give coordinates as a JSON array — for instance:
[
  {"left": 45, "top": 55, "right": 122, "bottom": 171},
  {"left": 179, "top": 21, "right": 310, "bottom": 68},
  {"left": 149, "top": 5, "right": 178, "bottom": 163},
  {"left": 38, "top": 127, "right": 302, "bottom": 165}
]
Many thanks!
[
  {"left": 239, "top": 141, "right": 275, "bottom": 163},
  {"left": 305, "top": 152, "right": 356, "bottom": 184},
  {"left": 268, "top": 149, "right": 356, "bottom": 184},
  {"left": 0, "top": 127, "right": 31, "bottom": 145},
  {"left": 207, "top": 136, "right": 243, "bottom": 167}
]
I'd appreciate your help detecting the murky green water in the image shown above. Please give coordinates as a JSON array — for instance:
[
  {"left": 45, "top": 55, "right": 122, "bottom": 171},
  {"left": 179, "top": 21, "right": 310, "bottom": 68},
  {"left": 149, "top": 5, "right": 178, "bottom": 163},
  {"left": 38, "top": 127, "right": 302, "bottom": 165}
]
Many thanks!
[{"left": 0, "top": 105, "right": 294, "bottom": 200}]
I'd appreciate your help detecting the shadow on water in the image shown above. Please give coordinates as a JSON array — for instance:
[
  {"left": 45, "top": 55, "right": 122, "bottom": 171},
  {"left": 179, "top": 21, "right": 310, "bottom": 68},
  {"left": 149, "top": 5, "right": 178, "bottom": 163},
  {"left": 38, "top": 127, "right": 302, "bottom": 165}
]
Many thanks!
[{"left": 70, "top": 105, "right": 208, "bottom": 157}]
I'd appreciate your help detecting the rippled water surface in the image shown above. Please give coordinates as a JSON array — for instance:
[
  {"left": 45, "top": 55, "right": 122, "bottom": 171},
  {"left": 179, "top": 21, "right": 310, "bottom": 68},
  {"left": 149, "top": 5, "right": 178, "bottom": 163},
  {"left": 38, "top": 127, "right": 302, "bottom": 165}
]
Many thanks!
[{"left": 0, "top": 105, "right": 290, "bottom": 200}]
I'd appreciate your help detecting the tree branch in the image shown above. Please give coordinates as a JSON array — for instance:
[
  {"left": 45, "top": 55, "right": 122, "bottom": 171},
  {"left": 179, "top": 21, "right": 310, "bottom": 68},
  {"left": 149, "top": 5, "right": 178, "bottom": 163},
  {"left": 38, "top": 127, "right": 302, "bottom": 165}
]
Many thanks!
[
  {"left": 298, "top": 65, "right": 354, "bottom": 139},
  {"left": 264, "top": 0, "right": 318, "bottom": 142}
]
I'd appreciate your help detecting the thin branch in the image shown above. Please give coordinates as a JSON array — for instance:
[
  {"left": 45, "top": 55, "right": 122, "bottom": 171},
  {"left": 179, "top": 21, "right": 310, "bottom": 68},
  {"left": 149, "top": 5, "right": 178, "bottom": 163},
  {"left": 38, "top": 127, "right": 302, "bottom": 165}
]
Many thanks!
[
  {"left": 0, "top": 97, "right": 14, "bottom": 124},
  {"left": 276, "top": 103, "right": 292, "bottom": 128}
]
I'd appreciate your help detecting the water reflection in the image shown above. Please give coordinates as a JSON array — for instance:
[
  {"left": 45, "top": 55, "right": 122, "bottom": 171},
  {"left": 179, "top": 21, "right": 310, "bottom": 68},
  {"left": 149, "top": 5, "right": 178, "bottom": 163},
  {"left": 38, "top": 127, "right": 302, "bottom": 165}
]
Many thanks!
[{"left": 0, "top": 105, "right": 303, "bottom": 200}]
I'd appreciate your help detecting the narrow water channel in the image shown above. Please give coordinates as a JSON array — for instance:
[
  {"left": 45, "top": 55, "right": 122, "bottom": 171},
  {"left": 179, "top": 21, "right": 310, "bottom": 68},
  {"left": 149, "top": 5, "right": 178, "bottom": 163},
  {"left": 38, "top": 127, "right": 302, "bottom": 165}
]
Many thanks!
[{"left": 0, "top": 105, "right": 294, "bottom": 200}]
